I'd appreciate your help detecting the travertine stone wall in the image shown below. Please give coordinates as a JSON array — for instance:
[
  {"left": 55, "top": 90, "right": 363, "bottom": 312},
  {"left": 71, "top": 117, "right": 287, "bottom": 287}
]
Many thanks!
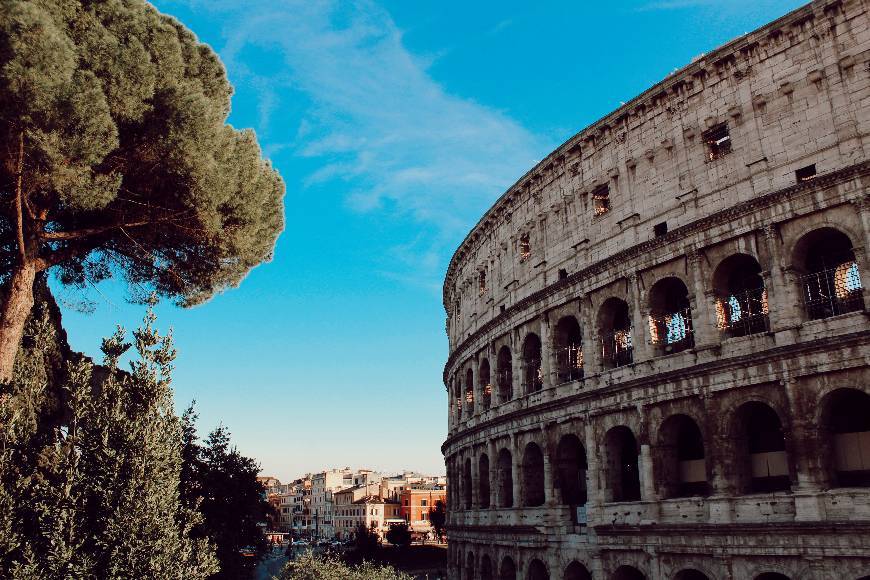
[{"left": 442, "top": 1, "right": 870, "bottom": 579}]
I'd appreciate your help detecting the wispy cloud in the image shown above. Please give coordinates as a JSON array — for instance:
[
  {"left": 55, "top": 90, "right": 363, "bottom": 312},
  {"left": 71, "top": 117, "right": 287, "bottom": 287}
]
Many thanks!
[
  {"left": 171, "top": 0, "right": 548, "bottom": 288},
  {"left": 637, "top": 0, "right": 718, "bottom": 10}
]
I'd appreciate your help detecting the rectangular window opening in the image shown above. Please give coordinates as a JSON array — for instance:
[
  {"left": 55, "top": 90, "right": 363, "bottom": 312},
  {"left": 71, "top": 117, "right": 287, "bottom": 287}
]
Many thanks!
[
  {"left": 519, "top": 234, "right": 531, "bottom": 262},
  {"left": 558, "top": 268, "right": 568, "bottom": 280},
  {"left": 796, "top": 164, "right": 817, "bottom": 182},
  {"left": 591, "top": 184, "right": 610, "bottom": 216},
  {"left": 703, "top": 123, "right": 732, "bottom": 161},
  {"left": 654, "top": 222, "right": 668, "bottom": 237}
]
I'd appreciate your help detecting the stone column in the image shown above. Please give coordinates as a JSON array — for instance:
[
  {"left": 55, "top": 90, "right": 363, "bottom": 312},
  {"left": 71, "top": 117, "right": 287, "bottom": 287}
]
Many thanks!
[
  {"left": 511, "top": 332, "right": 522, "bottom": 399},
  {"left": 762, "top": 224, "right": 802, "bottom": 334},
  {"left": 470, "top": 448, "right": 479, "bottom": 511},
  {"left": 687, "top": 249, "right": 718, "bottom": 348},
  {"left": 584, "top": 422, "right": 601, "bottom": 524},
  {"left": 783, "top": 378, "right": 826, "bottom": 521},
  {"left": 511, "top": 434, "right": 522, "bottom": 508},
  {"left": 470, "top": 357, "right": 478, "bottom": 418},
  {"left": 580, "top": 297, "right": 598, "bottom": 375},
  {"left": 629, "top": 273, "right": 652, "bottom": 362},
  {"left": 640, "top": 444, "right": 656, "bottom": 501},
  {"left": 542, "top": 428, "right": 555, "bottom": 507},
  {"left": 539, "top": 314, "right": 552, "bottom": 390}
]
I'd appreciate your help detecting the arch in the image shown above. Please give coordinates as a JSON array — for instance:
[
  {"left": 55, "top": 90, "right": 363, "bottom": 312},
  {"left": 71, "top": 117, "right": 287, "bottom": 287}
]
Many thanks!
[
  {"left": 481, "top": 554, "right": 494, "bottom": 580},
  {"left": 455, "top": 377, "right": 463, "bottom": 421},
  {"left": 564, "top": 561, "right": 592, "bottom": 580},
  {"left": 612, "top": 565, "right": 646, "bottom": 580},
  {"left": 479, "top": 453, "right": 491, "bottom": 509},
  {"left": 463, "top": 457, "right": 473, "bottom": 509},
  {"left": 733, "top": 401, "right": 791, "bottom": 493},
  {"left": 819, "top": 388, "right": 870, "bottom": 487},
  {"left": 497, "top": 448, "right": 514, "bottom": 508},
  {"left": 466, "top": 368, "right": 475, "bottom": 414},
  {"left": 527, "top": 559, "right": 549, "bottom": 580},
  {"left": 554, "top": 316, "right": 584, "bottom": 383},
  {"left": 791, "top": 227, "right": 864, "bottom": 319},
  {"left": 555, "top": 434, "right": 588, "bottom": 508},
  {"left": 712, "top": 253, "right": 769, "bottom": 337},
  {"left": 500, "top": 556, "right": 517, "bottom": 580},
  {"left": 480, "top": 358, "right": 492, "bottom": 410},
  {"left": 522, "top": 333, "right": 543, "bottom": 393},
  {"left": 674, "top": 570, "right": 711, "bottom": 580},
  {"left": 656, "top": 414, "right": 709, "bottom": 498},
  {"left": 497, "top": 346, "right": 513, "bottom": 403},
  {"left": 753, "top": 574, "right": 790, "bottom": 580},
  {"left": 466, "top": 551, "right": 475, "bottom": 580},
  {"left": 522, "top": 442, "right": 546, "bottom": 507},
  {"left": 598, "top": 297, "right": 633, "bottom": 368},
  {"left": 604, "top": 426, "right": 641, "bottom": 502},
  {"left": 648, "top": 276, "right": 694, "bottom": 355}
]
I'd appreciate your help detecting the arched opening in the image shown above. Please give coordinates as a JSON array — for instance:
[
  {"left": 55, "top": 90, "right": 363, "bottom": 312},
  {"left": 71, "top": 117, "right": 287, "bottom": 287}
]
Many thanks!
[
  {"left": 466, "top": 551, "right": 475, "bottom": 580},
  {"left": 480, "top": 555, "right": 494, "bottom": 580},
  {"left": 604, "top": 426, "right": 641, "bottom": 502},
  {"left": 754, "top": 574, "right": 791, "bottom": 580},
  {"left": 480, "top": 358, "right": 492, "bottom": 410},
  {"left": 793, "top": 227, "right": 864, "bottom": 319},
  {"left": 500, "top": 557, "right": 517, "bottom": 580},
  {"left": 612, "top": 565, "right": 646, "bottom": 580},
  {"left": 522, "top": 333, "right": 543, "bottom": 394},
  {"left": 735, "top": 401, "right": 791, "bottom": 493},
  {"left": 657, "top": 414, "right": 709, "bottom": 498},
  {"left": 479, "top": 454, "right": 491, "bottom": 509},
  {"left": 648, "top": 276, "right": 694, "bottom": 355},
  {"left": 466, "top": 368, "right": 475, "bottom": 415},
  {"left": 674, "top": 570, "right": 711, "bottom": 580},
  {"left": 555, "top": 434, "right": 587, "bottom": 513},
  {"left": 497, "top": 346, "right": 513, "bottom": 403},
  {"left": 713, "top": 253, "right": 769, "bottom": 337},
  {"left": 527, "top": 559, "right": 549, "bottom": 580},
  {"left": 821, "top": 388, "right": 870, "bottom": 487},
  {"left": 522, "top": 442, "right": 546, "bottom": 507},
  {"left": 463, "top": 458, "right": 473, "bottom": 509},
  {"left": 554, "top": 316, "right": 584, "bottom": 383},
  {"left": 497, "top": 448, "right": 514, "bottom": 508},
  {"left": 455, "top": 378, "right": 463, "bottom": 421},
  {"left": 598, "top": 298, "right": 633, "bottom": 368},
  {"left": 564, "top": 561, "right": 592, "bottom": 580}
]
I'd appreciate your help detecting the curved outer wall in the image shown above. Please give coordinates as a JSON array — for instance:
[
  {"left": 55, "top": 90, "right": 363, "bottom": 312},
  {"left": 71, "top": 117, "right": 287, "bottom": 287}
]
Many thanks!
[{"left": 442, "top": 1, "right": 870, "bottom": 579}]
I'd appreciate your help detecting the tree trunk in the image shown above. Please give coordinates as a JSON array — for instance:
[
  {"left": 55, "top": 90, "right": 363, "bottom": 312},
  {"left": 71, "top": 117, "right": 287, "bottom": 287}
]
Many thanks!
[{"left": 0, "top": 261, "right": 37, "bottom": 383}]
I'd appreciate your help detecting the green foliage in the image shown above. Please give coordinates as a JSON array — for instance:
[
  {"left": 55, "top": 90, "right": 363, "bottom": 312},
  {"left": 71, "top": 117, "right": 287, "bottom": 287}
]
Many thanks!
[
  {"left": 428, "top": 501, "right": 446, "bottom": 543},
  {"left": 0, "top": 0, "right": 285, "bottom": 321},
  {"left": 0, "top": 304, "right": 217, "bottom": 578},
  {"left": 181, "top": 407, "right": 272, "bottom": 579},
  {"left": 353, "top": 523, "right": 380, "bottom": 558},
  {"left": 280, "top": 552, "right": 412, "bottom": 580},
  {"left": 384, "top": 522, "right": 411, "bottom": 549}
]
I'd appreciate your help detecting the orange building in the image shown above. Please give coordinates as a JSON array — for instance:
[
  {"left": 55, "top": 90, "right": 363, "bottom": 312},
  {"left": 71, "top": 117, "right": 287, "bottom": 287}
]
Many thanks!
[{"left": 399, "top": 487, "right": 446, "bottom": 534}]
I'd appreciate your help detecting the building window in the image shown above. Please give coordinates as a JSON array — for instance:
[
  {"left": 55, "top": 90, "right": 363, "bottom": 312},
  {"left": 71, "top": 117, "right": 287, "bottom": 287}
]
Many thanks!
[
  {"left": 591, "top": 184, "right": 610, "bottom": 216},
  {"left": 519, "top": 233, "right": 531, "bottom": 262},
  {"left": 479, "top": 270, "right": 487, "bottom": 296},
  {"left": 421, "top": 499, "right": 427, "bottom": 507},
  {"left": 703, "top": 123, "right": 732, "bottom": 161},
  {"left": 654, "top": 222, "right": 668, "bottom": 237},
  {"left": 796, "top": 164, "right": 817, "bottom": 182}
]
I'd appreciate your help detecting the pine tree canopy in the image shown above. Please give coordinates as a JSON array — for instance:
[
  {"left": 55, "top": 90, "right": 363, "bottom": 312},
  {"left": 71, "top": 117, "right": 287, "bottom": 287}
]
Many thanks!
[{"left": 0, "top": 0, "right": 285, "bottom": 379}]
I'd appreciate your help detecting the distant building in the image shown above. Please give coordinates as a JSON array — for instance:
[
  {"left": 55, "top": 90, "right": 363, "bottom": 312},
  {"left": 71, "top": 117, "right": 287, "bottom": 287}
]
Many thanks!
[{"left": 400, "top": 486, "right": 447, "bottom": 535}]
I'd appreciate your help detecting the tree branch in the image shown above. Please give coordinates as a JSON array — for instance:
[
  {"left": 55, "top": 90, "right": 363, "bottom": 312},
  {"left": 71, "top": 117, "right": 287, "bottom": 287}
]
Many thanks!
[
  {"left": 40, "top": 220, "right": 155, "bottom": 241},
  {"left": 14, "top": 131, "right": 26, "bottom": 263}
]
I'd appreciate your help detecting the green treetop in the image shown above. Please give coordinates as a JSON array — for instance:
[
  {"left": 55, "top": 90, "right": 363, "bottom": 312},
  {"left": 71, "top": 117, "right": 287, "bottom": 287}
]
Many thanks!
[{"left": 0, "top": 0, "right": 286, "bottom": 381}]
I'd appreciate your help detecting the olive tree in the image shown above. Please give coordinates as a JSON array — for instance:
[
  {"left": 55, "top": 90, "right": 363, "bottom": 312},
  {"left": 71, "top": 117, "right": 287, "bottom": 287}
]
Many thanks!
[{"left": 0, "top": 0, "right": 285, "bottom": 380}]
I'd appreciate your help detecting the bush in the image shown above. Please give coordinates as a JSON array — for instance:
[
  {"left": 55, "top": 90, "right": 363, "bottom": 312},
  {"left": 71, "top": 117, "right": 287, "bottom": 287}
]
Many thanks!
[
  {"left": 385, "top": 522, "right": 411, "bottom": 548},
  {"left": 280, "top": 552, "right": 411, "bottom": 580}
]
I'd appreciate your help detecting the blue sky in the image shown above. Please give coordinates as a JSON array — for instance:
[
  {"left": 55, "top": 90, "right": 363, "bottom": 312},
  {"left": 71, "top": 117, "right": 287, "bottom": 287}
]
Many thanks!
[{"left": 55, "top": 0, "right": 805, "bottom": 481}]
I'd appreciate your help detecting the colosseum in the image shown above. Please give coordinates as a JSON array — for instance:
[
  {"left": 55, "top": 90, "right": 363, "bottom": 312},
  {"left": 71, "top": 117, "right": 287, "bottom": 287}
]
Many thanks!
[{"left": 441, "top": 1, "right": 870, "bottom": 579}]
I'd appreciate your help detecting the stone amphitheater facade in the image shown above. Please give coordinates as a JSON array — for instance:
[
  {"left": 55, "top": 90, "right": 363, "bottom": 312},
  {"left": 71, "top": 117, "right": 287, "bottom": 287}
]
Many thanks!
[{"left": 441, "top": 1, "right": 870, "bottom": 579}]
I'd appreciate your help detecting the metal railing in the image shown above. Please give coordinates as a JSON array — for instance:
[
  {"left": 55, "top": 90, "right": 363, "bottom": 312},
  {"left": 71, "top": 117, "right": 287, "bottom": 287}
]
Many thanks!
[
  {"left": 648, "top": 307, "right": 694, "bottom": 354},
  {"left": 496, "top": 369, "right": 513, "bottom": 401},
  {"left": 799, "top": 261, "right": 864, "bottom": 320},
  {"left": 556, "top": 344, "right": 584, "bottom": 383},
  {"left": 523, "top": 358, "right": 543, "bottom": 393},
  {"left": 715, "top": 287, "right": 769, "bottom": 337},
  {"left": 600, "top": 329, "right": 633, "bottom": 368}
]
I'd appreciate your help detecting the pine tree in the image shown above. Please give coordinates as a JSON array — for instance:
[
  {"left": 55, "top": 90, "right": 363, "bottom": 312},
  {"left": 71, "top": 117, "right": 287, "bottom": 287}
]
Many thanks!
[{"left": 0, "top": 0, "right": 286, "bottom": 381}]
